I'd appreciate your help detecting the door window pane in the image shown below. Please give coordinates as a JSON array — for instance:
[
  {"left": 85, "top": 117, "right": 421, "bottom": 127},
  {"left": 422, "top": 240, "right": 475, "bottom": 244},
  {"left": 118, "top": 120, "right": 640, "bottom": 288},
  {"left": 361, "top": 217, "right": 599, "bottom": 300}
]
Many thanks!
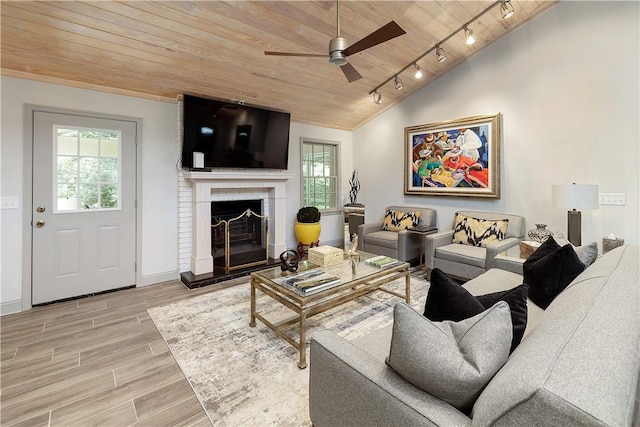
[
  {"left": 100, "top": 158, "right": 118, "bottom": 182},
  {"left": 79, "top": 157, "right": 99, "bottom": 182},
  {"left": 55, "top": 126, "right": 122, "bottom": 212}
]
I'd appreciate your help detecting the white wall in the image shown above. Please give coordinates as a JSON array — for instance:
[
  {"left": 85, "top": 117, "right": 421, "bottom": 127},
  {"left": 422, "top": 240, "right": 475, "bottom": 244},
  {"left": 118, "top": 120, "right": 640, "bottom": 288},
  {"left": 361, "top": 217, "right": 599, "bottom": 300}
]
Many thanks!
[
  {"left": 286, "top": 122, "right": 354, "bottom": 249},
  {"left": 354, "top": 1, "right": 639, "bottom": 247},
  {"left": 1, "top": 77, "right": 353, "bottom": 312},
  {"left": 1, "top": 77, "right": 179, "bottom": 313}
]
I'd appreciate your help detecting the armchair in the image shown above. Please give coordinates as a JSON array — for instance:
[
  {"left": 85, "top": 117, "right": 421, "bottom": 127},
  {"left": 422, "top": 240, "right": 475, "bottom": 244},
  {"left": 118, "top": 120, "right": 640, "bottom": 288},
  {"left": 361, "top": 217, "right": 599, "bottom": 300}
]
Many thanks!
[
  {"left": 424, "top": 210, "right": 525, "bottom": 281},
  {"left": 358, "top": 206, "right": 437, "bottom": 262}
]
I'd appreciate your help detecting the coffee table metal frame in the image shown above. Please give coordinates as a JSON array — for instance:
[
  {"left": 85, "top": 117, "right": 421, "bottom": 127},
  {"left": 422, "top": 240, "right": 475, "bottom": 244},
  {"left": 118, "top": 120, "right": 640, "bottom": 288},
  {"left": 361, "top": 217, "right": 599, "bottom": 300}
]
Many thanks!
[{"left": 249, "top": 254, "right": 410, "bottom": 369}]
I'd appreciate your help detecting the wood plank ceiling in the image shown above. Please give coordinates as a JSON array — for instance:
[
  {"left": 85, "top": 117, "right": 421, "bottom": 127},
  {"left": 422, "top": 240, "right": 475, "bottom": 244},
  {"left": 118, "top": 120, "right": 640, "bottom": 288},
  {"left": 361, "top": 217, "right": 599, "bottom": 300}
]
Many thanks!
[{"left": 1, "top": 1, "right": 556, "bottom": 130}]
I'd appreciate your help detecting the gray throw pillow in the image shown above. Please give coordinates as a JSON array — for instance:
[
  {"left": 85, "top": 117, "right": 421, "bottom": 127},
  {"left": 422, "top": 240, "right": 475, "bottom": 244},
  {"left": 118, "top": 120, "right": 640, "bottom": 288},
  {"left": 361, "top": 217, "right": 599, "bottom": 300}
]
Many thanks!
[
  {"left": 553, "top": 232, "right": 598, "bottom": 266},
  {"left": 386, "top": 302, "right": 512, "bottom": 414}
]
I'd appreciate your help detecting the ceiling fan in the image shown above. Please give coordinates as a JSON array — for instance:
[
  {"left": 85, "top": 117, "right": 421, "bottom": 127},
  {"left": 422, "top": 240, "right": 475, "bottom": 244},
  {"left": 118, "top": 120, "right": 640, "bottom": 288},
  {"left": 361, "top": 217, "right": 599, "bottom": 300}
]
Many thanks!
[{"left": 264, "top": 0, "right": 406, "bottom": 83}]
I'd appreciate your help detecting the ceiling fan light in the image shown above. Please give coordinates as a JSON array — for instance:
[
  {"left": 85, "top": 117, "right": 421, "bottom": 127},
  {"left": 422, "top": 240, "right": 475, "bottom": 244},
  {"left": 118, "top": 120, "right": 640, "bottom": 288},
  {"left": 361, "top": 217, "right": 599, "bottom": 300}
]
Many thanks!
[
  {"left": 465, "top": 27, "right": 475, "bottom": 45},
  {"left": 436, "top": 46, "right": 446, "bottom": 63},
  {"left": 501, "top": 0, "right": 515, "bottom": 19},
  {"left": 414, "top": 64, "right": 423, "bottom": 79},
  {"left": 373, "top": 90, "right": 383, "bottom": 104},
  {"left": 394, "top": 75, "right": 403, "bottom": 90},
  {"left": 329, "top": 51, "right": 348, "bottom": 66}
]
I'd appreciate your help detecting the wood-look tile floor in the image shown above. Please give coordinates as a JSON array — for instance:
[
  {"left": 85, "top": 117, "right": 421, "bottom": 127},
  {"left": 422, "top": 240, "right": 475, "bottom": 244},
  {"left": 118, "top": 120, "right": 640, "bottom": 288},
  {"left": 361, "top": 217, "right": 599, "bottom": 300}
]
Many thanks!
[{"left": 0, "top": 277, "right": 248, "bottom": 427}]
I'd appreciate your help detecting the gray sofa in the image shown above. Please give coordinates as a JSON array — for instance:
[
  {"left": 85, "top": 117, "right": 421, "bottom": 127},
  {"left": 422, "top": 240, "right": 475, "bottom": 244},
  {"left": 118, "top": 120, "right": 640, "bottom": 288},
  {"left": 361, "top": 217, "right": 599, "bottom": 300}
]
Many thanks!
[
  {"left": 309, "top": 245, "right": 640, "bottom": 426},
  {"left": 424, "top": 210, "right": 525, "bottom": 281},
  {"left": 358, "top": 205, "right": 437, "bottom": 262}
]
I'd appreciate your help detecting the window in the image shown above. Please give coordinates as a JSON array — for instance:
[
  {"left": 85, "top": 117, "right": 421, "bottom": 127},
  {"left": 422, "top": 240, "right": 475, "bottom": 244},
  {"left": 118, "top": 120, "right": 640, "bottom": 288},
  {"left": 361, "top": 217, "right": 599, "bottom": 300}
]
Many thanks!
[
  {"left": 55, "top": 126, "right": 121, "bottom": 212},
  {"left": 301, "top": 139, "right": 339, "bottom": 211}
]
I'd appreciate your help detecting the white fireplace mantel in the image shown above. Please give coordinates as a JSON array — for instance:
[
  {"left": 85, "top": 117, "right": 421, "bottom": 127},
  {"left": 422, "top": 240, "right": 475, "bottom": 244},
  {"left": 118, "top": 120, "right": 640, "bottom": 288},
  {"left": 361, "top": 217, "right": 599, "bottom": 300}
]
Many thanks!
[{"left": 183, "top": 171, "right": 294, "bottom": 275}]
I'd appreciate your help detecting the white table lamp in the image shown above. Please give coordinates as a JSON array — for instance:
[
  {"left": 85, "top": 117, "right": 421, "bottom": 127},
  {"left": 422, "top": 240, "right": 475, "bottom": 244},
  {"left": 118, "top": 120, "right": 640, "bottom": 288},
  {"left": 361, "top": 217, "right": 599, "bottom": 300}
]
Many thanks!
[{"left": 552, "top": 183, "right": 599, "bottom": 246}]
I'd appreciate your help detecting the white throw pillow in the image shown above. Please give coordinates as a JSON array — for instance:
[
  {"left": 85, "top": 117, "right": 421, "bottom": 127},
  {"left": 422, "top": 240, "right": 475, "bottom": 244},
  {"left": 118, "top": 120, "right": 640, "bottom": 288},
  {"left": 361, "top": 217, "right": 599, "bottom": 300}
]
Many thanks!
[{"left": 386, "top": 302, "right": 512, "bottom": 413}]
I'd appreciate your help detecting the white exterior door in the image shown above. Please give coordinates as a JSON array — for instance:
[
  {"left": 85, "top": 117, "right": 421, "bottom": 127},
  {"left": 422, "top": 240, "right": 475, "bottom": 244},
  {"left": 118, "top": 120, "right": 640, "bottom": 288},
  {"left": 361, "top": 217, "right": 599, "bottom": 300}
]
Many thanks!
[{"left": 32, "top": 111, "right": 137, "bottom": 305}]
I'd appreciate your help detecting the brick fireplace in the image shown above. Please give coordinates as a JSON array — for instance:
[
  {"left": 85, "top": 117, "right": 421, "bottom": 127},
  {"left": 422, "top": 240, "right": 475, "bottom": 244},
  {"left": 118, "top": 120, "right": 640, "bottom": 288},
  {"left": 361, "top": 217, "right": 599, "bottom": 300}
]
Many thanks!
[{"left": 180, "top": 171, "right": 293, "bottom": 285}]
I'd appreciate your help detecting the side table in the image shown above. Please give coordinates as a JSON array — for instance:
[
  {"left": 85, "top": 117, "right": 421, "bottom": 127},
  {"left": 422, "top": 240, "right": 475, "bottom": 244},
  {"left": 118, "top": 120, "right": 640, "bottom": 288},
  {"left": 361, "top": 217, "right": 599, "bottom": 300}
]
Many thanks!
[
  {"left": 407, "top": 226, "right": 438, "bottom": 269},
  {"left": 519, "top": 240, "right": 541, "bottom": 259}
]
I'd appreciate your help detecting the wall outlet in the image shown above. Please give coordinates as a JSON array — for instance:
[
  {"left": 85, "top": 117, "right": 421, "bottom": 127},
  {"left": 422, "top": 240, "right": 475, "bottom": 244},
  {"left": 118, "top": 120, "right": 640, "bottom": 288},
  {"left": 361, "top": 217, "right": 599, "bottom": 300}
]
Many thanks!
[
  {"left": 0, "top": 197, "right": 20, "bottom": 209},
  {"left": 599, "top": 193, "right": 626, "bottom": 206}
]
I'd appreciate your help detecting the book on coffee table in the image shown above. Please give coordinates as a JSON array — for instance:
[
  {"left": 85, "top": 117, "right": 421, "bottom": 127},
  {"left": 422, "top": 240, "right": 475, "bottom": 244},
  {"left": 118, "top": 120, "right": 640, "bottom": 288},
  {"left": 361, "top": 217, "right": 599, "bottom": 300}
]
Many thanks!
[
  {"left": 365, "top": 255, "right": 401, "bottom": 268},
  {"left": 283, "top": 270, "right": 341, "bottom": 294}
]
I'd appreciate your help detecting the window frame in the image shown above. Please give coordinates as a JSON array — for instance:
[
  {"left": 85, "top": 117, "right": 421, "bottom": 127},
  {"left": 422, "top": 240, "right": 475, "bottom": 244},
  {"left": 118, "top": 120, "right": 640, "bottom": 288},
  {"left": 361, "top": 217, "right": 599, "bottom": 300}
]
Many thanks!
[{"left": 300, "top": 137, "right": 341, "bottom": 215}]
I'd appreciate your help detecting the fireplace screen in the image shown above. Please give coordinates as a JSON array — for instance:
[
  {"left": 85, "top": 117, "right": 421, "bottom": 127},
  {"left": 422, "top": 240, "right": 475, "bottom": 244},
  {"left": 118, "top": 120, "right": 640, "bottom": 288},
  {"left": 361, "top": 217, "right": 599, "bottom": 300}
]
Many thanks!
[{"left": 212, "top": 208, "right": 269, "bottom": 274}]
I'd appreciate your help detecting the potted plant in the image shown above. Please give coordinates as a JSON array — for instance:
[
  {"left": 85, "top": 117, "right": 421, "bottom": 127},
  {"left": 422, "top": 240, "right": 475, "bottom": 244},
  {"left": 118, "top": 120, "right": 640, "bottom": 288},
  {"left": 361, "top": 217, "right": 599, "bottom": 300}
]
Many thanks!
[{"left": 295, "top": 206, "right": 321, "bottom": 245}]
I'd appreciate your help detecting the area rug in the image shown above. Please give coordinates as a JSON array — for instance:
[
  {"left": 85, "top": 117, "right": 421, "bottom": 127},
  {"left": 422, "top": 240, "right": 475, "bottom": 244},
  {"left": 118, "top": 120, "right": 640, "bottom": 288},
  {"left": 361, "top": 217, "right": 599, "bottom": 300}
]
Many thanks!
[{"left": 147, "top": 275, "right": 429, "bottom": 426}]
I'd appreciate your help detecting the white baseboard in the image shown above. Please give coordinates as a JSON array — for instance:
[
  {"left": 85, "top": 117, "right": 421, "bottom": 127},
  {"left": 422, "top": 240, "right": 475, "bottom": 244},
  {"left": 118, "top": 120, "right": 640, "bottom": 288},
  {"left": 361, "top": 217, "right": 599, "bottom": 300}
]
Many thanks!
[
  {"left": 1, "top": 299, "right": 23, "bottom": 316},
  {"left": 140, "top": 270, "right": 179, "bottom": 287}
]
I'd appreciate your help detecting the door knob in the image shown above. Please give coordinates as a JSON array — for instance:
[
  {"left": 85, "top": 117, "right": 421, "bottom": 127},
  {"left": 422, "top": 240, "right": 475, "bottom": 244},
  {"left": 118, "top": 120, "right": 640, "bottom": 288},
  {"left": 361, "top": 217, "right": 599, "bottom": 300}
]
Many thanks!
[
  {"left": 36, "top": 206, "right": 46, "bottom": 213},
  {"left": 36, "top": 220, "right": 45, "bottom": 228}
]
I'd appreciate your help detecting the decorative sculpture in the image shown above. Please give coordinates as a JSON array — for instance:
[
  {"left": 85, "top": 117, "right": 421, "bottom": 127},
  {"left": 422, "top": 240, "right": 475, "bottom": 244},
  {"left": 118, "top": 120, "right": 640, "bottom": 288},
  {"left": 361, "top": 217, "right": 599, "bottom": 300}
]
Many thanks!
[
  {"left": 345, "top": 233, "right": 360, "bottom": 273},
  {"left": 345, "top": 234, "right": 358, "bottom": 256},
  {"left": 279, "top": 250, "right": 300, "bottom": 272},
  {"left": 348, "top": 169, "right": 361, "bottom": 205}
]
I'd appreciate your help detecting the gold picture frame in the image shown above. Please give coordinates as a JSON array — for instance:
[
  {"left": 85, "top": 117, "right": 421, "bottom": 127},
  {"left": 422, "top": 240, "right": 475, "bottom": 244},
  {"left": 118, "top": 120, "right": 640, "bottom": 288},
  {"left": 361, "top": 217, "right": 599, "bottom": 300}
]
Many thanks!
[{"left": 404, "top": 113, "right": 501, "bottom": 199}]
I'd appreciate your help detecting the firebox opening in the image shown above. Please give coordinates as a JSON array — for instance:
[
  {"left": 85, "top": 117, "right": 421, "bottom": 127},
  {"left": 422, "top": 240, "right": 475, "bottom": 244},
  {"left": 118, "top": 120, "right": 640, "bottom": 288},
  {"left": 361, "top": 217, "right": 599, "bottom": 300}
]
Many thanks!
[{"left": 211, "top": 199, "right": 267, "bottom": 274}]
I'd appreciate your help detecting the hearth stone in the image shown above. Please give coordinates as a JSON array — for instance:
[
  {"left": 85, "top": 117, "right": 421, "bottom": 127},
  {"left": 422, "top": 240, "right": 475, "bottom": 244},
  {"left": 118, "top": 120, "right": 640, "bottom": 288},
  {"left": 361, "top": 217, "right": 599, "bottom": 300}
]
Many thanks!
[{"left": 180, "top": 258, "right": 280, "bottom": 289}]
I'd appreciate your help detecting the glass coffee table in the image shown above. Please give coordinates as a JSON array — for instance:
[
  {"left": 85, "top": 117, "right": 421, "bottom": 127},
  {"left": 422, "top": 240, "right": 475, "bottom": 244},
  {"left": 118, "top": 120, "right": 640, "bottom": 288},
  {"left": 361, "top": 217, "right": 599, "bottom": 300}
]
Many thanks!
[{"left": 250, "top": 251, "right": 410, "bottom": 369}]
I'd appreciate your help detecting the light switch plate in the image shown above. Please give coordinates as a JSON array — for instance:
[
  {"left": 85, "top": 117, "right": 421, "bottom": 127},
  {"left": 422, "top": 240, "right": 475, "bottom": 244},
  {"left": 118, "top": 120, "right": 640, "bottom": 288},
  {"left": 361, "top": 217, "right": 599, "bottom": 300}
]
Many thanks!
[
  {"left": 0, "top": 197, "right": 20, "bottom": 209},
  {"left": 599, "top": 193, "right": 626, "bottom": 206}
]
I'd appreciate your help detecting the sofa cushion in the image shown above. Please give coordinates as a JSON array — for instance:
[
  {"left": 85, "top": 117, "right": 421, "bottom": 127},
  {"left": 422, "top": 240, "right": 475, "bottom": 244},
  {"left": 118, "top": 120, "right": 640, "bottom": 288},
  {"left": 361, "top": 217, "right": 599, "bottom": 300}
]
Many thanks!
[
  {"left": 362, "top": 230, "right": 399, "bottom": 250},
  {"left": 387, "top": 301, "right": 512, "bottom": 414},
  {"left": 435, "top": 244, "right": 486, "bottom": 268},
  {"left": 523, "top": 237, "right": 585, "bottom": 309},
  {"left": 382, "top": 209, "right": 421, "bottom": 232},
  {"left": 452, "top": 213, "right": 508, "bottom": 247},
  {"left": 424, "top": 268, "right": 529, "bottom": 352}
]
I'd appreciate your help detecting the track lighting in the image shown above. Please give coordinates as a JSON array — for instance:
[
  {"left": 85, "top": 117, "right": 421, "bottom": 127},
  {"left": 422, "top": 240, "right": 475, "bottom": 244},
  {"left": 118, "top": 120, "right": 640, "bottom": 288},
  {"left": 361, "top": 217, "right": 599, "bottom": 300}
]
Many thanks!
[
  {"left": 373, "top": 90, "right": 383, "bottom": 104},
  {"left": 369, "top": 0, "right": 513, "bottom": 99},
  {"left": 394, "top": 75, "right": 403, "bottom": 90},
  {"left": 465, "top": 27, "right": 475, "bottom": 45},
  {"left": 414, "top": 64, "right": 423, "bottom": 79},
  {"left": 501, "top": 0, "right": 515, "bottom": 19}
]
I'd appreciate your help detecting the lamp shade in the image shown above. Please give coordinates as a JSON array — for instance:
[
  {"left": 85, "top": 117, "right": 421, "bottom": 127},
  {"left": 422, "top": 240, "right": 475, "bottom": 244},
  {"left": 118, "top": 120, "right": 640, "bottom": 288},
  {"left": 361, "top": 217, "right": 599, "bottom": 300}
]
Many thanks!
[{"left": 552, "top": 184, "right": 599, "bottom": 210}]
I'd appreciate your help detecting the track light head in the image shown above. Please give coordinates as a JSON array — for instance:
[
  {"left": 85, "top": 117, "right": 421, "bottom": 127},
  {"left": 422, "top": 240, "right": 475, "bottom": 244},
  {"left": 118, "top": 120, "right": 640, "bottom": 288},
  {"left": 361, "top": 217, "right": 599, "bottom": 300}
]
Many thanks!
[
  {"left": 413, "top": 63, "right": 423, "bottom": 79},
  {"left": 501, "top": 0, "right": 515, "bottom": 19},
  {"left": 373, "top": 90, "right": 383, "bottom": 104},
  {"left": 465, "top": 27, "right": 475, "bottom": 45},
  {"left": 393, "top": 75, "right": 403, "bottom": 90},
  {"left": 436, "top": 46, "right": 446, "bottom": 63}
]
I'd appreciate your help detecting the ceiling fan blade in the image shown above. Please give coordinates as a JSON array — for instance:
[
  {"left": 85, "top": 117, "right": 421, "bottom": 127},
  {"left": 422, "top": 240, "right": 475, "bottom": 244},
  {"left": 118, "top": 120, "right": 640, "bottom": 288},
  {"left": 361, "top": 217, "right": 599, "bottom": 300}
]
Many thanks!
[
  {"left": 343, "top": 21, "right": 406, "bottom": 56},
  {"left": 264, "top": 51, "right": 327, "bottom": 57},
  {"left": 340, "top": 62, "right": 362, "bottom": 83}
]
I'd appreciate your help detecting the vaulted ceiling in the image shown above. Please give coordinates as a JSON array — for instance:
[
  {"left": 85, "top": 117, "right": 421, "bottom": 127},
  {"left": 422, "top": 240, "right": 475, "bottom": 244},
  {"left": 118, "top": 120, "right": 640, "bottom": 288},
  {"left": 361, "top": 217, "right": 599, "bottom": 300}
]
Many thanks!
[{"left": 1, "top": 1, "right": 556, "bottom": 130}]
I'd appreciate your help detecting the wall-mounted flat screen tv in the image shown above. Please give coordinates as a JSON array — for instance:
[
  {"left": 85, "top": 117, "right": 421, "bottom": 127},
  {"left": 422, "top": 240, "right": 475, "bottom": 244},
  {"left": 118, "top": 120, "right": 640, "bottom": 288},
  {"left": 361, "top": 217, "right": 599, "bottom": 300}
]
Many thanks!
[{"left": 181, "top": 94, "right": 291, "bottom": 170}]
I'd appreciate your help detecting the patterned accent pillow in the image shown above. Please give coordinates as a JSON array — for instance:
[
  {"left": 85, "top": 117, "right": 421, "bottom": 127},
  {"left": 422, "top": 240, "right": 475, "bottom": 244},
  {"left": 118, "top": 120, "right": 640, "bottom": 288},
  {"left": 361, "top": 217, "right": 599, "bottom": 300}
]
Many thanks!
[
  {"left": 382, "top": 209, "right": 422, "bottom": 232},
  {"left": 452, "top": 213, "right": 508, "bottom": 247}
]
